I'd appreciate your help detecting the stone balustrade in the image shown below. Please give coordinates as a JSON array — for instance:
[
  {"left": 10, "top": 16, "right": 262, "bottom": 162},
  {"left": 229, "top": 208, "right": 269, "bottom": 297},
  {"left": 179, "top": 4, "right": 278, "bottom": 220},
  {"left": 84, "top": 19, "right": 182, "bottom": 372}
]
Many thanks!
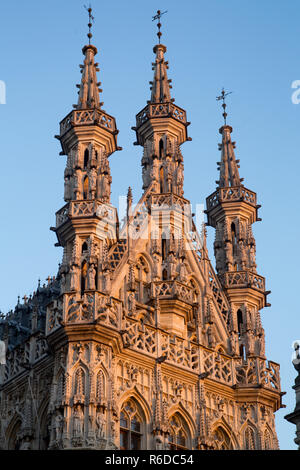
[
  {"left": 60, "top": 108, "right": 117, "bottom": 136},
  {"left": 153, "top": 280, "right": 194, "bottom": 304},
  {"left": 222, "top": 270, "right": 265, "bottom": 292},
  {"left": 206, "top": 186, "right": 257, "bottom": 211},
  {"left": 136, "top": 102, "right": 187, "bottom": 127},
  {"left": 56, "top": 201, "right": 117, "bottom": 228}
]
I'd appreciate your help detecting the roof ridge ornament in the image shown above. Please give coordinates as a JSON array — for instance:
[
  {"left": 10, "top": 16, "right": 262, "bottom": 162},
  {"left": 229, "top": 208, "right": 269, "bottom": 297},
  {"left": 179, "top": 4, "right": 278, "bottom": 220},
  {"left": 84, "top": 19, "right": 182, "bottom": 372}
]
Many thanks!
[
  {"left": 216, "top": 88, "right": 232, "bottom": 125},
  {"left": 152, "top": 9, "right": 168, "bottom": 44},
  {"left": 84, "top": 4, "right": 95, "bottom": 45}
]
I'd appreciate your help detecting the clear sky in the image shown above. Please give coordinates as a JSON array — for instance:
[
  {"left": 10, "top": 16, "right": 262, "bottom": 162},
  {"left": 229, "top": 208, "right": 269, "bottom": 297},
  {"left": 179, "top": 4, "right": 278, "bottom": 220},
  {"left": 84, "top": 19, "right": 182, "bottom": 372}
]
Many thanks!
[{"left": 0, "top": 0, "right": 299, "bottom": 450}]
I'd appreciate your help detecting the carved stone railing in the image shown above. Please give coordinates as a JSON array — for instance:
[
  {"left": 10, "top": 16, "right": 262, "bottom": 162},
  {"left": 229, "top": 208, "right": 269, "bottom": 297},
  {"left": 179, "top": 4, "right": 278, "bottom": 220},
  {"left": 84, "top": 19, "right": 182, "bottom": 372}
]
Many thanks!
[
  {"left": 46, "top": 293, "right": 122, "bottom": 335},
  {"left": 153, "top": 280, "right": 194, "bottom": 304},
  {"left": 235, "top": 357, "right": 281, "bottom": 391},
  {"left": 206, "top": 186, "right": 257, "bottom": 211},
  {"left": 148, "top": 193, "right": 191, "bottom": 212},
  {"left": 56, "top": 203, "right": 69, "bottom": 227},
  {"left": 222, "top": 271, "right": 265, "bottom": 292},
  {"left": 60, "top": 108, "right": 117, "bottom": 136},
  {"left": 136, "top": 102, "right": 187, "bottom": 128},
  {"left": 56, "top": 201, "right": 117, "bottom": 228},
  {"left": 119, "top": 321, "right": 281, "bottom": 391}
]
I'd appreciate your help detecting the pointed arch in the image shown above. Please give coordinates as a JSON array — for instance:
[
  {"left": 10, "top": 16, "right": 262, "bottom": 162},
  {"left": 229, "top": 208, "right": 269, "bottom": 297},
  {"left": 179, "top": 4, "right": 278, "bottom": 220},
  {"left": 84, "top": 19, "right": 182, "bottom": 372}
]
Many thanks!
[
  {"left": 244, "top": 424, "right": 257, "bottom": 450},
  {"left": 119, "top": 389, "right": 151, "bottom": 450},
  {"left": 159, "top": 139, "right": 164, "bottom": 159},
  {"left": 211, "top": 417, "right": 239, "bottom": 450},
  {"left": 36, "top": 396, "right": 51, "bottom": 450},
  {"left": 84, "top": 148, "right": 89, "bottom": 168},
  {"left": 81, "top": 241, "right": 88, "bottom": 254},
  {"left": 95, "top": 369, "right": 106, "bottom": 402},
  {"left": 6, "top": 414, "right": 22, "bottom": 450},
  {"left": 263, "top": 425, "right": 275, "bottom": 450},
  {"left": 74, "top": 366, "right": 86, "bottom": 396},
  {"left": 167, "top": 404, "right": 195, "bottom": 450},
  {"left": 119, "top": 386, "right": 152, "bottom": 423},
  {"left": 168, "top": 402, "right": 196, "bottom": 444}
]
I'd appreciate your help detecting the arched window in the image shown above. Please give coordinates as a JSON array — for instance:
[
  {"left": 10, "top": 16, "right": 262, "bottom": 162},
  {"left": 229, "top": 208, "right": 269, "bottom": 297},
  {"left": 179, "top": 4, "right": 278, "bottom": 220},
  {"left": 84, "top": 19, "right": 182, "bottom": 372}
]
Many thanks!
[
  {"left": 245, "top": 426, "right": 256, "bottom": 450},
  {"left": 96, "top": 370, "right": 105, "bottom": 403},
  {"left": 231, "top": 222, "right": 237, "bottom": 270},
  {"left": 239, "top": 343, "right": 246, "bottom": 360},
  {"left": 8, "top": 420, "right": 22, "bottom": 450},
  {"left": 264, "top": 429, "right": 273, "bottom": 450},
  {"left": 159, "top": 139, "right": 164, "bottom": 159},
  {"left": 168, "top": 414, "right": 189, "bottom": 450},
  {"left": 83, "top": 176, "right": 89, "bottom": 200},
  {"left": 74, "top": 367, "right": 85, "bottom": 396},
  {"left": 81, "top": 241, "right": 88, "bottom": 254},
  {"left": 162, "top": 237, "right": 167, "bottom": 262},
  {"left": 120, "top": 400, "right": 143, "bottom": 450},
  {"left": 237, "top": 309, "right": 243, "bottom": 337},
  {"left": 213, "top": 427, "right": 233, "bottom": 450},
  {"left": 84, "top": 149, "right": 89, "bottom": 168}
]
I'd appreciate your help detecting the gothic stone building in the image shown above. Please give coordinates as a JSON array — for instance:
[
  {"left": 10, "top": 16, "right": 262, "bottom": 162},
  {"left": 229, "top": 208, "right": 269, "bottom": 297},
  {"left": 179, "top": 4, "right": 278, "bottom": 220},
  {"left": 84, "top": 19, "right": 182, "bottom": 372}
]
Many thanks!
[{"left": 0, "top": 22, "right": 283, "bottom": 450}]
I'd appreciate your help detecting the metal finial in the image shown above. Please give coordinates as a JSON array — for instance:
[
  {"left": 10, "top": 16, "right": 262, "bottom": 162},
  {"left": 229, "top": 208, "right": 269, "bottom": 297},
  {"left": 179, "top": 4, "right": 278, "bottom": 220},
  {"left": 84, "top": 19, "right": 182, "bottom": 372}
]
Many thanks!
[
  {"left": 216, "top": 88, "right": 232, "bottom": 125},
  {"left": 84, "top": 4, "right": 95, "bottom": 45},
  {"left": 152, "top": 9, "right": 168, "bottom": 44}
]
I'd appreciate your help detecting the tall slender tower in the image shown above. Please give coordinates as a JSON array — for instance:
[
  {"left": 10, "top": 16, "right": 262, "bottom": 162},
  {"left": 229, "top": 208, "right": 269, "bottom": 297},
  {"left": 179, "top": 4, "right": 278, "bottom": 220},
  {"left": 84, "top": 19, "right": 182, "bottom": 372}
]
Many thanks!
[
  {"left": 0, "top": 12, "right": 283, "bottom": 451},
  {"left": 206, "top": 100, "right": 267, "bottom": 360}
]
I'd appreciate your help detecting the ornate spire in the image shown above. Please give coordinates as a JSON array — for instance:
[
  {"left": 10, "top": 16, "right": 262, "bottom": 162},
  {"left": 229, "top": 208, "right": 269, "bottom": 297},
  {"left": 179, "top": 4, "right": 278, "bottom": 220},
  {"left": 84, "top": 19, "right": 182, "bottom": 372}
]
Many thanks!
[
  {"left": 216, "top": 125, "right": 243, "bottom": 188},
  {"left": 75, "top": 7, "right": 103, "bottom": 110},
  {"left": 149, "top": 44, "right": 172, "bottom": 104},
  {"left": 76, "top": 44, "right": 102, "bottom": 110},
  {"left": 149, "top": 9, "right": 172, "bottom": 104}
]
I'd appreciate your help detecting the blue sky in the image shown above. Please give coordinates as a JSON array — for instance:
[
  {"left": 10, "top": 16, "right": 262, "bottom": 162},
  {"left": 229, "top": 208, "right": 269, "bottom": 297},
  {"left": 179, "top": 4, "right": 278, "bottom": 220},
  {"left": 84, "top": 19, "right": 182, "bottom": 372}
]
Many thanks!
[{"left": 0, "top": 0, "right": 299, "bottom": 449}]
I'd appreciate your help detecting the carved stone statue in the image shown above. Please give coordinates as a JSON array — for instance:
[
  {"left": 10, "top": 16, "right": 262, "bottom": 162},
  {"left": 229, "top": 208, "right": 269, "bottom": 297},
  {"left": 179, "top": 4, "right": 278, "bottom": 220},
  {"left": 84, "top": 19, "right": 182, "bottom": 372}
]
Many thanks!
[
  {"left": 64, "top": 177, "right": 71, "bottom": 201},
  {"left": 96, "top": 411, "right": 106, "bottom": 439},
  {"left": 87, "top": 264, "right": 96, "bottom": 290},
  {"left": 176, "top": 164, "right": 184, "bottom": 196},
  {"left": 155, "top": 435, "right": 164, "bottom": 450},
  {"left": 238, "top": 240, "right": 247, "bottom": 270},
  {"left": 54, "top": 411, "right": 64, "bottom": 441},
  {"left": 70, "top": 265, "right": 78, "bottom": 291},
  {"left": 73, "top": 406, "right": 84, "bottom": 437},
  {"left": 73, "top": 169, "right": 82, "bottom": 200},
  {"left": 89, "top": 168, "right": 97, "bottom": 198}
]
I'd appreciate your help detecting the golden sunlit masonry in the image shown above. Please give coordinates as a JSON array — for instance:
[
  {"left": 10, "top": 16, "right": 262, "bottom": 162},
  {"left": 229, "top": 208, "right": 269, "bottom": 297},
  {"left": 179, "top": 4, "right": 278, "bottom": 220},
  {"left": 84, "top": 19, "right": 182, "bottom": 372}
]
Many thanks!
[{"left": 0, "top": 11, "right": 283, "bottom": 450}]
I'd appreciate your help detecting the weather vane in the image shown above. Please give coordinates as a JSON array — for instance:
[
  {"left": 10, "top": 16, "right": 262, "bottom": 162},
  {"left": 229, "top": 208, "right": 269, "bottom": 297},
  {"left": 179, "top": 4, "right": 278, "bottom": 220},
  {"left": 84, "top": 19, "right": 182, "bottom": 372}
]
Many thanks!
[
  {"left": 216, "top": 88, "right": 232, "bottom": 125},
  {"left": 152, "top": 10, "right": 168, "bottom": 44},
  {"left": 84, "top": 4, "right": 95, "bottom": 45}
]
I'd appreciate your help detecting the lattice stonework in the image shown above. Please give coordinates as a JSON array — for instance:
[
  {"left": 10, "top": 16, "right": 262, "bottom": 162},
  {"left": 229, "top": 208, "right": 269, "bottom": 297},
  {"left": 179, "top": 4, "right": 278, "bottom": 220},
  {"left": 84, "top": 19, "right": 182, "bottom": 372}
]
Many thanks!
[{"left": 0, "top": 17, "right": 282, "bottom": 452}]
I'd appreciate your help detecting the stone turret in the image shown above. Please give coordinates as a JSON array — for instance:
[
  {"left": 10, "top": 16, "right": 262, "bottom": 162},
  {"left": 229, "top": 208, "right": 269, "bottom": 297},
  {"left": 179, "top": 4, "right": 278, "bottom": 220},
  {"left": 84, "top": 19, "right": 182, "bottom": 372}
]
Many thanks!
[{"left": 206, "top": 114, "right": 268, "bottom": 359}]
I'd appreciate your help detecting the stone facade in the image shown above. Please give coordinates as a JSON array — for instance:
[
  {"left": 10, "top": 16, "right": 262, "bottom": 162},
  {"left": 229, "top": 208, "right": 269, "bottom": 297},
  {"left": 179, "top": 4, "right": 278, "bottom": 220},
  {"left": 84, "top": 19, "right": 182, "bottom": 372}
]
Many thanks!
[{"left": 0, "top": 19, "right": 282, "bottom": 450}]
